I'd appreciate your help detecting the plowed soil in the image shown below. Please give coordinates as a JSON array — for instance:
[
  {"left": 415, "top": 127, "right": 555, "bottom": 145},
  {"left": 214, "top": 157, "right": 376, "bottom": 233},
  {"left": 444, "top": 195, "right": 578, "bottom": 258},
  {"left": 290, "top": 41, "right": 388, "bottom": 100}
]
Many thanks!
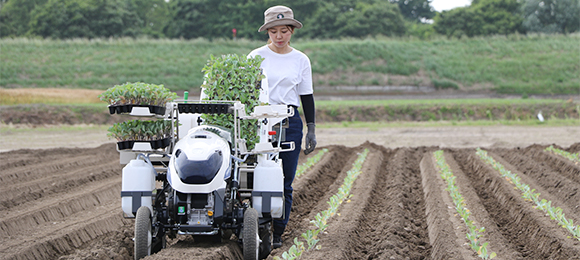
[{"left": 2, "top": 140, "right": 580, "bottom": 259}]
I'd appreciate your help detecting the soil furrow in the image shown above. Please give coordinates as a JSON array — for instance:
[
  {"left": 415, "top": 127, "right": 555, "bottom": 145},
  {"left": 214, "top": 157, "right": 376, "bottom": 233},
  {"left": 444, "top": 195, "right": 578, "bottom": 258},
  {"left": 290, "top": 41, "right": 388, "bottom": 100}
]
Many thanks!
[
  {"left": 0, "top": 178, "right": 121, "bottom": 237},
  {"left": 516, "top": 145, "right": 580, "bottom": 184},
  {"left": 3, "top": 142, "right": 580, "bottom": 260},
  {"left": 340, "top": 146, "right": 430, "bottom": 259},
  {"left": 420, "top": 151, "right": 476, "bottom": 260},
  {"left": 442, "top": 150, "right": 524, "bottom": 259},
  {"left": 0, "top": 145, "right": 115, "bottom": 170},
  {"left": 143, "top": 237, "right": 243, "bottom": 260},
  {"left": 2, "top": 205, "right": 131, "bottom": 260},
  {"left": 271, "top": 146, "right": 360, "bottom": 256},
  {"left": 0, "top": 162, "right": 121, "bottom": 211},
  {"left": 301, "top": 146, "right": 382, "bottom": 259},
  {"left": 0, "top": 152, "right": 117, "bottom": 185},
  {"left": 491, "top": 148, "right": 580, "bottom": 218},
  {"left": 281, "top": 145, "right": 354, "bottom": 239},
  {"left": 453, "top": 150, "right": 580, "bottom": 259},
  {"left": 567, "top": 143, "right": 580, "bottom": 153}
]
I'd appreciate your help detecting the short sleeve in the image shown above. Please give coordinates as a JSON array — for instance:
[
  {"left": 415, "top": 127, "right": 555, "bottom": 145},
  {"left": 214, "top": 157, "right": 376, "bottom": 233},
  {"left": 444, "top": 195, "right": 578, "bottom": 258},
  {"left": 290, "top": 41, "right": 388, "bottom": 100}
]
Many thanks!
[{"left": 297, "top": 55, "right": 313, "bottom": 95}]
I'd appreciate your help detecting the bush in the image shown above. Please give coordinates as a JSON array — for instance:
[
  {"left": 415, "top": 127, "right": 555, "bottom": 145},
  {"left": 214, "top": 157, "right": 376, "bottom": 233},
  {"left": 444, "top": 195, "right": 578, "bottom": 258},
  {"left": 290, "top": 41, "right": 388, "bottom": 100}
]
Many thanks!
[{"left": 433, "top": 79, "right": 459, "bottom": 90}]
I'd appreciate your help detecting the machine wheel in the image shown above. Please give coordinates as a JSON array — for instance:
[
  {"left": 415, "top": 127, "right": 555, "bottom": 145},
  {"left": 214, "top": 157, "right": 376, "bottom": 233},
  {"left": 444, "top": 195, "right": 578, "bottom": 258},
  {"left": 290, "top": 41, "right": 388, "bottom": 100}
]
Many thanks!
[
  {"left": 242, "top": 208, "right": 260, "bottom": 260},
  {"left": 135, "top": 206, "right": 152, "bottom": 260}
]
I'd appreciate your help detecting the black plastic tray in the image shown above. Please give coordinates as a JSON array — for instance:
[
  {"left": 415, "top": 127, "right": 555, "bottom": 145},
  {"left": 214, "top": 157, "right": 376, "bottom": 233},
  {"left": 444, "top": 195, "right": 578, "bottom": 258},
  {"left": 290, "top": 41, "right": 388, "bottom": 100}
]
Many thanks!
[
  {"left": 178, "top": 103, "right": 232, "bottom": 114},
  {"left": 108, "top": 104, "right": 166, "bottom": 116},
  {"left": 116, "top": 137, "right": 170, "bottom": 150}
]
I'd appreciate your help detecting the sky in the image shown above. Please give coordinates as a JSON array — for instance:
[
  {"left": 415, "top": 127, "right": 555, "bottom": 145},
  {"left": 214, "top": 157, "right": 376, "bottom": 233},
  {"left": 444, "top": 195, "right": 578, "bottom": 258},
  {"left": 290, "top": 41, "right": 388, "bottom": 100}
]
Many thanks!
[{"left": 430, "top": 0, "right": 472, "bottom": 12}]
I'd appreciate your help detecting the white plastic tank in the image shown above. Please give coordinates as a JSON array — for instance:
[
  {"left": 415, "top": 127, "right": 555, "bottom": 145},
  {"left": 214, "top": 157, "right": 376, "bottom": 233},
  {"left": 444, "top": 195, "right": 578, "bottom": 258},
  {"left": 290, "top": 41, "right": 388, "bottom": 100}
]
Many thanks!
[
  {"left": 121, "top": 159, "right": 156, "bottom": 217},
  {"left": 178, "top": 113, "right": 200, "bottom": 139},
  {"left": 252, "top": 160, "right": 284, "bottom": 218}
]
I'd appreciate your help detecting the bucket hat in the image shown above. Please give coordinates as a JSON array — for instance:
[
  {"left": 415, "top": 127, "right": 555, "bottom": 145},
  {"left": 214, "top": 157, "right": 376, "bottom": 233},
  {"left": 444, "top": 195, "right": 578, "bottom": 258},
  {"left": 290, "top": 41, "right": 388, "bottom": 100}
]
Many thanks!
[{"left": 258, "top": 6, "right": 303, "bottom": 32}]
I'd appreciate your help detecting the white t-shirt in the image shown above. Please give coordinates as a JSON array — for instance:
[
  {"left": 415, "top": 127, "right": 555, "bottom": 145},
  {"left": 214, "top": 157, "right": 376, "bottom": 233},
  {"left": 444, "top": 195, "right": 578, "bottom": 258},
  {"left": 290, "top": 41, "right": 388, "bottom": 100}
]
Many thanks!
[{"left": 248, "top": 45, "right": 313, "bottom": 107}]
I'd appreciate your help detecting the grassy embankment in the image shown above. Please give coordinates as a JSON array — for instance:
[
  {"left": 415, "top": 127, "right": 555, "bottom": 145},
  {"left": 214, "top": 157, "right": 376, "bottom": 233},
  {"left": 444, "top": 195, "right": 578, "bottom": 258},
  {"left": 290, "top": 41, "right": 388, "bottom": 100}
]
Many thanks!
[
  {"left": 1, "top": 33, "right": 579, "bottom": 96},
  {"left": 1, "top": 35, "right": 578, "bottom": 129}
]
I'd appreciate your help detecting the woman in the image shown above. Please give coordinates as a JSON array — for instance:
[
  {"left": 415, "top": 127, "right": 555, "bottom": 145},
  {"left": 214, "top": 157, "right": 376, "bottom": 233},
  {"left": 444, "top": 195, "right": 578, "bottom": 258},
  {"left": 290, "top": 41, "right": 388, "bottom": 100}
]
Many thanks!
[{"left": 248, "top": 5, "right": 317, "bottom": 249}]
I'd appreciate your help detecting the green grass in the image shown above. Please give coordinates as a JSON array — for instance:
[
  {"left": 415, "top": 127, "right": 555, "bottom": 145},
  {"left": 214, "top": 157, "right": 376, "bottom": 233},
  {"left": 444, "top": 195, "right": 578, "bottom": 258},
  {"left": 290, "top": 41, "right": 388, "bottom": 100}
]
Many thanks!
[
  {"left": 298, "top": 34, "right": 580, "bottom": 94},
  {"left": 0, "top": 38, "right": 261, "bottom": 91},
  {"left": 1, "top": 34, "right": 579, "bottom": 94},
  {"left": 319, "top": 118, "right": 580, "bottom": 128},
  {"left": 316, "top": 98, "right": 565, "bottom": 109},
  {"left": 419, "top": 34, "right": 580, "bottom": 95}
]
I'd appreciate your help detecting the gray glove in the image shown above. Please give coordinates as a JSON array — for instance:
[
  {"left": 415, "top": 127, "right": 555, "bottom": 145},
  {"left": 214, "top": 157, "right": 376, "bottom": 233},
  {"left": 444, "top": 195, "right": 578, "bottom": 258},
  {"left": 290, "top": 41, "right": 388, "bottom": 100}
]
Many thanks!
[{"left": 304, "top": 123, "right": 317, "bottom": 155}]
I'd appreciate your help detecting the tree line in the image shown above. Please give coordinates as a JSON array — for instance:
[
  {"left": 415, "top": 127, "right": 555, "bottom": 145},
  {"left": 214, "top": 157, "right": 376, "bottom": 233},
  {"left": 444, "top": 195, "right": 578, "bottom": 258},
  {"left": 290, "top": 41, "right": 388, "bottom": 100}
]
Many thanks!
[{"left": 0, "top": 0, "right": 578, "bottom": 40}]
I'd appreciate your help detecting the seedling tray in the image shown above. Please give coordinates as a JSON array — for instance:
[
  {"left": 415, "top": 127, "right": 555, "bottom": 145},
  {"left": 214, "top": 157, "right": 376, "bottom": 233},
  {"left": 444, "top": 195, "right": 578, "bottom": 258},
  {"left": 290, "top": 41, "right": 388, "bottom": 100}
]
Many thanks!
[
  {"left": 117, "top": 137, "right": 170, "bottom": 151},
  {"left": 178, "top": 103, "right": 232, "bottom": 114},
  {"left": 108, "top": 104, "right": 166, "bottom": 116}
]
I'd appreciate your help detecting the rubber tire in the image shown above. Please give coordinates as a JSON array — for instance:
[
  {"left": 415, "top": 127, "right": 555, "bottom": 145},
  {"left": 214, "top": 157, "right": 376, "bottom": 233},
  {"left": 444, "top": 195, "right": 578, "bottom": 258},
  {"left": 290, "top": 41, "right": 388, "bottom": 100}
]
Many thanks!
[
  {"left": 242, "top": 208, "right": 260, "bottom": 260},
  {"left": 135, "top": 206, "right": 152, "bottom": 260}
]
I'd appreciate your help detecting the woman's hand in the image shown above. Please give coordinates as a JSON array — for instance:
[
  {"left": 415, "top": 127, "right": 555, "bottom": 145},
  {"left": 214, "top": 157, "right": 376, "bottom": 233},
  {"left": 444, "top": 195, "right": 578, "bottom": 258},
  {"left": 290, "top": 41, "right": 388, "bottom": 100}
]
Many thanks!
[{"left": 304, "top": 123, "right": 317, "bottom": 155}]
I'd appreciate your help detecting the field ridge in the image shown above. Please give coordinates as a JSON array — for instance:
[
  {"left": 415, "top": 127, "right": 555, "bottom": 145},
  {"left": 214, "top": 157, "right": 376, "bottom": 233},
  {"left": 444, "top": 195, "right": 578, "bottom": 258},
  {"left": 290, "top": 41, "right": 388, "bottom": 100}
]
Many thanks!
[{"left": 2, "top": 143, "right": 580, "bottom": 259}]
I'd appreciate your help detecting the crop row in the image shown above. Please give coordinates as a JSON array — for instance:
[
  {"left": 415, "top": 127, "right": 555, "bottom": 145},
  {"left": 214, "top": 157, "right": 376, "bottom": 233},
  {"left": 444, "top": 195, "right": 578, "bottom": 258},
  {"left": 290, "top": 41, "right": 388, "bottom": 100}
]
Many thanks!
[
  {"left": 295, "top": 149, "right": 329, "bottom": 179},
  {"left": 275, "top": 149, "right": 369, "bottom": 260},
  {"left": 433, "top": 150, "right": 496, "bottom": 259},
  {"left": 544, "top": 145, "right": 580, "bottom": 164},
  {"left": 475, "top": 148, "right": 580, "bottom": 240}
]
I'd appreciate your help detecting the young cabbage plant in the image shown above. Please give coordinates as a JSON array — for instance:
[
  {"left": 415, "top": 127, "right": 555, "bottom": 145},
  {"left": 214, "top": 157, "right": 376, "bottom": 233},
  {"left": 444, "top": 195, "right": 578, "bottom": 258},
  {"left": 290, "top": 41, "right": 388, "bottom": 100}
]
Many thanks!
[
  {"left": 108, "top": 119, "right": 172, "bottom": 142},
  {"left": 296, "top": 149, "right": 328, "bottom": 178},
  {"left": 200, "top": 54, "right": 265, "bottom": 151},
  {"left": 434, "top": 150, "right": 497, "bottom": 259},
  {"left": 476, "top": 148, "right": 580, "bottom": 241},
  {"left": 276, "top": 149, "right": 369, "bottom": 260},
  {"left": 545, "top": 145, "right": 580, "bottom": 164},
  {"left": 99, "top": 82, "right": 177, "bottom": 106}
]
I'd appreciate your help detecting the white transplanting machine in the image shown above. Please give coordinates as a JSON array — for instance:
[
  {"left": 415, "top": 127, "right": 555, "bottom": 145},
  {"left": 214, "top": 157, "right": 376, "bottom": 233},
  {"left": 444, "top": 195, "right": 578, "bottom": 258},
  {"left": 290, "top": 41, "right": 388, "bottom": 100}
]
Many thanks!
[{"left": 118, "top": 90, "right": 294, "bottom": 259}]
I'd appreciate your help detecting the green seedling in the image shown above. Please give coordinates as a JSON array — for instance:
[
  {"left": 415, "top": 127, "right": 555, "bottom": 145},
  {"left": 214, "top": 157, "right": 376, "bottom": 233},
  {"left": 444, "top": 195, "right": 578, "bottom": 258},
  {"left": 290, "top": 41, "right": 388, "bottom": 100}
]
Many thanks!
[
  {"left": 545, "top": 145, "right": 580, "bottom": 164},
  {"left": 99, "top": 82, "right": 177, "bottom": 106},
  {"left": 296, "top": 149, "right": 329, "bottom": 178},
  {"left": 276, "top": 149, "right": 369, "bottom": 260},
  {"left": 108, "top": 119, "right": 172, "bottom": 142},
  {"left": 200, "top": 54, "right": 265, "bottom": 151},
  {"left": 434, "top": 150, "right": 496, "bottom": 259},
  {"left": 476, "top": 148, "right": 580, "bottom": 241}
]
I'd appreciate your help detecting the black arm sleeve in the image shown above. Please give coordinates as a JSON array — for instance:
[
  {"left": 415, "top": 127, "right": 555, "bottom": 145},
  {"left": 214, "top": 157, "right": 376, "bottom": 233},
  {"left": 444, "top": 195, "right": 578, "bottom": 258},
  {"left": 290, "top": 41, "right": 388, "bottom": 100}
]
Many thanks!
[{"left": 300, "top": 94, "right": 315, "bottom": 124}]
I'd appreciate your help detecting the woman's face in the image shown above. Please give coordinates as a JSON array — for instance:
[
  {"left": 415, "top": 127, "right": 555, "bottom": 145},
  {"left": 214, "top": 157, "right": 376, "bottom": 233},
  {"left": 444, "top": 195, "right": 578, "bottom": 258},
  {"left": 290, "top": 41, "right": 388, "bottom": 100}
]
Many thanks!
[{"left": 268, "top": 25, "right": 293, "bottom": 49}]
